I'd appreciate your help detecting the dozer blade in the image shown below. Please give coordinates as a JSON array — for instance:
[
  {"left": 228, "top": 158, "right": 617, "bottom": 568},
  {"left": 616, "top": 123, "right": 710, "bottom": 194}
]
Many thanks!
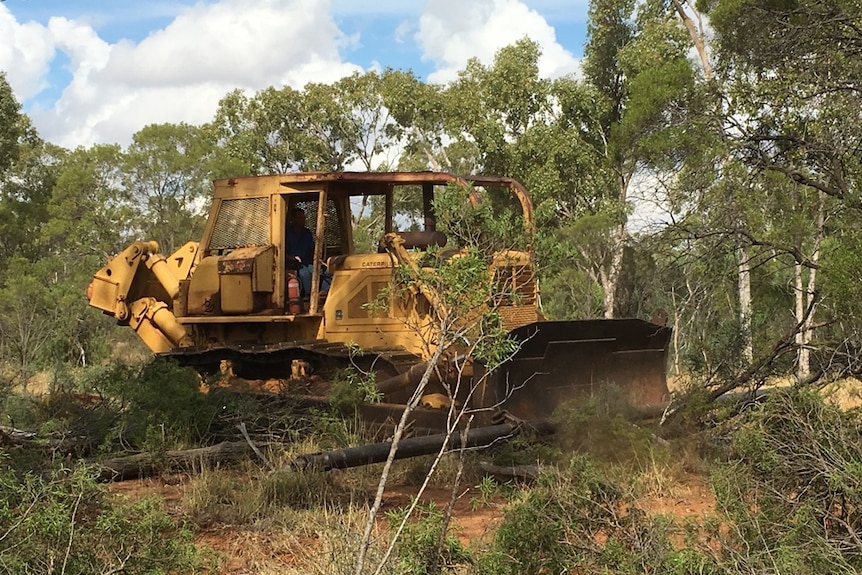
[{"left": 481, "top": 319, "right": 671, "bottom": 421}]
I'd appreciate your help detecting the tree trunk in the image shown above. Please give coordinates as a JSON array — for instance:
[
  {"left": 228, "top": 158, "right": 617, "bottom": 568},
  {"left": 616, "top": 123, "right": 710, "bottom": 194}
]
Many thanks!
[
  {"left": 603, "top": 221, "right": 626, "bottom": 319},
  {"left": 737, "top": 243, "right": 753, "bottom": 364},
  {"left": 794, "top": 261, "right": 808, "bottom": 375},
  {"left": 671, "top": 286, "right": 681, "bottom": 375},
  {"left": 94, "top": 441, "right": 273, "bottom": 482},
  {"left": 796, "top": 192, "right": 825, "bottom": 378},
  {"left": 670, "top": 0, "right": 712, "bottom": 80},
  {"left": 602, "top": 176, "right": 631, "bottom": 319}
]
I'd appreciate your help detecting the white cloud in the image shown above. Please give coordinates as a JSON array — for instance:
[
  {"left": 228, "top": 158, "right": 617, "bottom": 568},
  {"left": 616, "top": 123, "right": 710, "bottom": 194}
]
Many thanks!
[
  {"left": 12, "top": 0, "right": 362, "bottom": 148},
  {"left": 394, "top": 20, "right": 412, "bottom": 44},
  {"left": 0, "top": 5, "right": 56, "bottom": 100},
  {"left": 3, "top": 0, "right": 584, "bottom": 149},
  {"left": 418, "top": 0, "right": 580, "bottom": 84}
]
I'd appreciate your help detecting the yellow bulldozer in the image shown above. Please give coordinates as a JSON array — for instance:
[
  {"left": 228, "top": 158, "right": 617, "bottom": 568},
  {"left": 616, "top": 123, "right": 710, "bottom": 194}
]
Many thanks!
[{"left": 87, "top": 172, "right": 670, "bottom": 434}]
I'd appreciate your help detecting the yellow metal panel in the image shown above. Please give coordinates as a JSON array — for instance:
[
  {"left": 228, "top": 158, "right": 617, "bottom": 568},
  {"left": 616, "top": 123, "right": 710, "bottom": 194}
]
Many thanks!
[
  {"left": 187, "top": 256, "right": 221, "bottom": 315},
  {"left": 220, "top": 275, "right": 253, "bottom": 314},
  {"left": 252, "top": 247, "right": 274, "bottom": 293},
  {"left": 167, "top": 242, "right": 199, "bottom": 280},
  {"left": 89, "top": 276, "right": 119, "bottom": 313}
]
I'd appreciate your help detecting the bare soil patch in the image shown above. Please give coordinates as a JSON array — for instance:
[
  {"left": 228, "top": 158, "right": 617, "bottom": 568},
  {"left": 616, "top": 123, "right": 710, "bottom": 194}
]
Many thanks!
[{"left": 107, "top": 469, "right": 715, "bottom": 573}]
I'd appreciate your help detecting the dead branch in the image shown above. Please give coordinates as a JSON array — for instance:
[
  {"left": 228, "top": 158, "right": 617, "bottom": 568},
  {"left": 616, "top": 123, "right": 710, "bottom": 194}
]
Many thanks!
[
  {"left": 94, "top": 441, "right": 277, "bottom": 482},
  {"left": 662, "top": 294, "right": 828, "bottom": 425}
]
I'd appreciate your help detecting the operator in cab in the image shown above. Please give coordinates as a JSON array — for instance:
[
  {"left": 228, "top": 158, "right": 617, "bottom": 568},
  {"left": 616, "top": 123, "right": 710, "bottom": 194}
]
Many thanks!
[
  {"left": 286, "top": 207, "right": 331, "bottom": 297},
  {"left": 285, "top": 207, "right": 314, "bottom": 295}
]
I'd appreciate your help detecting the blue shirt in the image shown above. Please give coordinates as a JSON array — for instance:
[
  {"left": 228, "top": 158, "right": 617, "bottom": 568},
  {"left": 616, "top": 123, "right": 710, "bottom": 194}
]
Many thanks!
[{"left": 286, "top": 226, "right": 314, "bottom": 265}]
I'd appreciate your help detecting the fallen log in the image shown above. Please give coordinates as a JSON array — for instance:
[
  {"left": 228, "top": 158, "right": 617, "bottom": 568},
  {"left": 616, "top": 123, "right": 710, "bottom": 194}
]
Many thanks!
[
  {"left": 477, "top": 461, "right": 542, "bottom": 483},
  {"left": 0, "top": 425, "right": 37, "bottom": 446},
  {"left": 95, "top": 440, "right": 276, "bottom": 482},
  {"left": 290, "top": 419, "right": 555, "bottom": 472}
]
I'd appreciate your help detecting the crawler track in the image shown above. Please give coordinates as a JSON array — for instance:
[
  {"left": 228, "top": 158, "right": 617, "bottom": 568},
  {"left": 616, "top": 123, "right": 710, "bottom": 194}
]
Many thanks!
[{"left": 163, "top": 340, "right": 422, "bottom": 382}]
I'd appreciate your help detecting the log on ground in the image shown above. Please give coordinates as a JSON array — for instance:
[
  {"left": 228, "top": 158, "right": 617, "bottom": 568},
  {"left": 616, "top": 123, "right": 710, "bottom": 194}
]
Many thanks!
[{"left": 95, "top": 440, "right": 276, "bottom": 482}]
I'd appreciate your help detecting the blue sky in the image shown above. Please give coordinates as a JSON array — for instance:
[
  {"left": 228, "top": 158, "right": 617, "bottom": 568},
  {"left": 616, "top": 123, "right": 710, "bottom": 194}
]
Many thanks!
[{"left": 0, "top": 0, "right": 589, "bottom": 149}]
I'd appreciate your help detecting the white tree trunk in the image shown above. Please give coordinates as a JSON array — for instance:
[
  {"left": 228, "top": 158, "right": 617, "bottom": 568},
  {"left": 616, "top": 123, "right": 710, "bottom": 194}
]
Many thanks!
[
  {"left": 794, "top": 261, "right": 808, "bottom": 376},
  {"left": 601, "top": 176, "right": 631, "bottom": 320},
  {"left": 602, "top": 221, "right": 626, "bottom": 319},
  {"left": 737, "top": 244, "right": 753, "bottom": 365},
  {"left": 670, "top": 0, "right": 713, "bottom": 80},
  {"left": 671, "top": 286, "right": 681, "bottom": 375},
  {"left": 796, "top": 192, "right": 825, "bottom": 378}
]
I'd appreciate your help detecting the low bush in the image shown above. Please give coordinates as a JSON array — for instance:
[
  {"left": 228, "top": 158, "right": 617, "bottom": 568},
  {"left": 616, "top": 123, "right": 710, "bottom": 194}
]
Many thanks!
[
  {"left": 712, "top": 388, "right": 862, "bottom": 574},
  {"left": 387, "top": 501, "right": 473, "bottom": 575},
  {"left": 99, "top": 358, "right": 216, "bottom": 449},
  {"left": 551, "top": 387, "right": 657, "bottom": 464},
  {"left": 0, "top": 462, "right": 209, "bottom": 575},
  {"left": 477, "top": 454, "right": 687, "bottom": 575}
]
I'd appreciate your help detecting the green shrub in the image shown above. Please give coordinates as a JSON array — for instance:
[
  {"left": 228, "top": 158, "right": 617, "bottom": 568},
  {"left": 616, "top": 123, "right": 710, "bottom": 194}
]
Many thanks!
[
  {"left": 478, "top": 455, "right": 689, "bottom": 575},
  {"left": 329, "top": 366, "right": 382, "bottom": 413},
  {"left": 0, "top": 462, "right": 208, "bottom": 574},
  {"left": 551, "top": 388, "right": 656, "bottom": 464},
  {"left": 0, "top": 359, "right": 216, "bottom": 458},
  {"left": 387, "top": 501, "right": 472, "bottom": 574},
  {"left": 99, "top": 358, "right": 217, "bottom": 449},
  {"left": 712, "top": 388, "right": 862, "bottom": 574}
]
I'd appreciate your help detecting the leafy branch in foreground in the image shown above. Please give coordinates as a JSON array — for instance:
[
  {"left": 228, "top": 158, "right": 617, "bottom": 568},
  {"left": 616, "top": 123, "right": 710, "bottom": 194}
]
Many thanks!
[{"left": 354, "top": 182, "right": 527, "bottom": 575}]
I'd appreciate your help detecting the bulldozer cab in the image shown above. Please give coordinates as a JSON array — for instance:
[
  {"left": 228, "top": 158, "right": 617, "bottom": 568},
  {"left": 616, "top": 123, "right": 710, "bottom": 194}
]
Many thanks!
[{"left": 197, "top": 173, "right": 526, "bottom": 317}]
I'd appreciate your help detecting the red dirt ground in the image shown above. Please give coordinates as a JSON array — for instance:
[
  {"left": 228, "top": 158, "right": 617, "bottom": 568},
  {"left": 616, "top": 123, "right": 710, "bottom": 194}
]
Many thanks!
[{"left": 108, "top": 471, "right": 716, "bottom": 574}]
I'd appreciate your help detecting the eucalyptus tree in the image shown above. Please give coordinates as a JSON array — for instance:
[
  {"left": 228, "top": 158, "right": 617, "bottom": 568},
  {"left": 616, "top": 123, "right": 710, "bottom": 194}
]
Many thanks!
[
  {"left": 338, "top": 69, "right": 452, "bottom": 248},
  {"left": 211, "top": 87, "right": 308, "bottom": 174},
  {"left": 0, "top": 99, "right": 71, "bottom": 370},
  {"left": 0, "top": 71, "right": 22, "bottom": 176},
  {"left": 443, "top": 39, "right": 552, "bottom": 179},
  {"left": 298, "top": 81, "right": 355, "bottom": 170},
  {"left": 575, "top": 0, "right": 699, "bottom": 318},
  {"left": 436, "top": 29, "right": 697, "bottom": 320},
  {"left": 36, "top": 144, "right": 132, "bottom": 367},
  {"left": 0, "top": 132, "right": 62, "bottom": 268},
  {"left": 0, "top": 136, "right": 64, "bottom": 371},
  {"left": 378, "top": 69, "right": 448, "bottom": 171},
  {"left": 42, "top": 144, "right": 132, "bottom": 260},
  {"left": 702, "top": 0, "right": 862, "bottom": 378},
  {"left": 212, "top": 82, "right": 359, "bottom": 175},
  {"left": 332, "top": 71, "right": 402, "bottom": 171},
  {"left": 123, "top": 123, "right": 215, "bottom": 255}
]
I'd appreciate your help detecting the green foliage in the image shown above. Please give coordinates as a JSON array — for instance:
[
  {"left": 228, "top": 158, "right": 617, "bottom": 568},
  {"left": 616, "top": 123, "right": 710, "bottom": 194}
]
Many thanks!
[
  {"left": 0, "top": 463, "right": 207, "bottom": 574},
  {"left": 391, "top": 248, "right": 519, "bottom": 367},
  {"left": 0, "top": 257, "right": 61, "bottom": 374},
  {"left": 712, "top": 389, "right": 862, "bottom": 573},
  {"left": 123, "top": 123, "right": 213, "bottom": 254},
  {"left": 820, "top": 227, "right": 862, "bottom": 322},
  {"left": 479, "top": 455, "right": 679, "bottom": 575},
  {"left": 0, "top": 359, "right": 216, "bottom": 464},
  {"left": 473, "top": 475, "right": 510, "bottom": 506},
  {"left": 99, "top": 358, "right": 216, "bottom": 449},
  {"left": 0, "top": 71, "right": 22, "bottom": 176},
  {"left": 552, "top": 388, "right": 655, "bottom": 464},
  {"left": 386, "top": 501, "right": 472, "bottom": 574},
  {"left": 0, "top": 138, "right": 61, "bottom": 267},
  {"left": 488, "top": 433, "right": 561, "bottom": 468},
  {"left": 433, "top": 182, "right": 526, "bottom": 253},
  {"left": 42, "top": 144, "right": 134, "bottom": 257},
  {"left": 211, "top": 79, "right": 379, "bottom": 175},
  {"left": 329, "top": 367, "right": 382, "bottom": 413}
]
